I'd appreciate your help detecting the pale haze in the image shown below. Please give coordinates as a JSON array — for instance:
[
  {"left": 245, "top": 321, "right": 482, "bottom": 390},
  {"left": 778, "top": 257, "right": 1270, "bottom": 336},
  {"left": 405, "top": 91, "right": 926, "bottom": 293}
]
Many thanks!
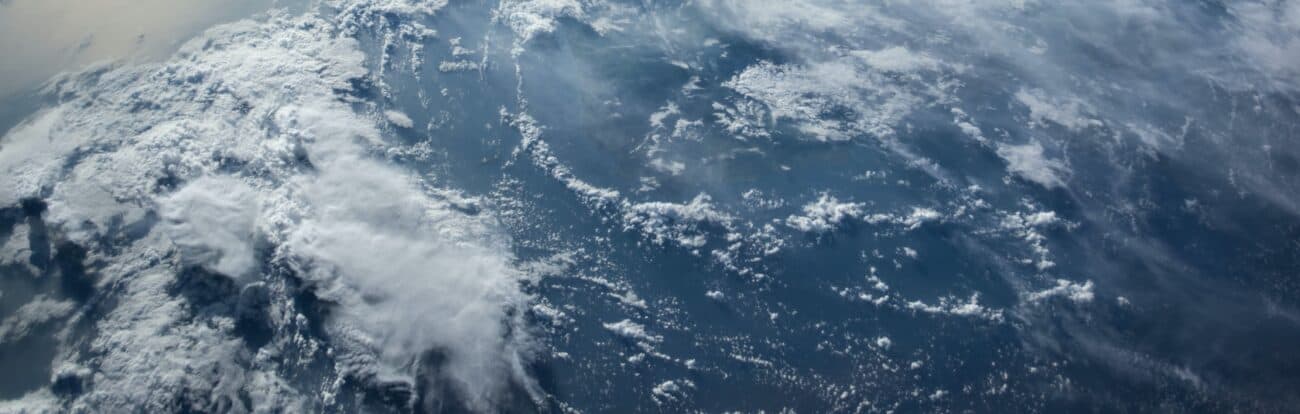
[{"left": 0, "top": 0, "right": 278, "bottom": 99}]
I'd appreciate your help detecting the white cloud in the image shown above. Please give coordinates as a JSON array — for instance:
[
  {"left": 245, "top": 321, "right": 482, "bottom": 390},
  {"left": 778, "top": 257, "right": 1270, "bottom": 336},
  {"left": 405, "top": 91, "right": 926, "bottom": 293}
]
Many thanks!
[
  {"left": 0, "top": 221, "right": 38, "bottom": 275},
  {"left": 905, "top": 293, "right": 1004, "bottom": 322},
  {"left": 1229, "top": 1, "right": 1300, "bottom": 89},
  {"left": 650, "top": 379, "right": 692, "bottom": 405},
  {"left": 160, "top": 176, "right": 261, "bottom": 280},
  {"left": 71, "top": 270, "right": 262, "bottom": 412},
  {"left": 1027, "top": 279, "right": 1095, "bottom": 304},
  {"left": 384, "top": 110, "right": 415, "bottom": 128},
  {"left": 696, "top": 0, "right": 898, "bottom": 43},
  {"left": 875, "top": 336, "right": 892, "bottom": 349},
  {"left": 0, "top": 107, "right": 73, "bottom": 207},
  {"left": 283, "top": 149, "right": 530, "bottom": 406},
  {"left": 623, "top": 194, "right": 734, "bottom": 248},
  {"left": 0, "top": 8, "right": 534, "bottom": 412},
  {"left": 603, "top": 319, "right": 662, "bottom": 343},
  {"left": 851, "top": 47, "right": 942, "bottom": 73},
  {"left": 1015, "top": 89, "right": 1102, "bottom": 132},
  {"left": 496, "top": 0, "right": 586, "bottom": 48},
  {"left": 900, "top": 207, "right": 943, "bottom": 230},
  {"left": 724, "top": 59, "right": 925, "bottom": 142},
  {"left": 0, "top": 295, "right": 75, "bottom": 343},
  {"left": 785, "top": 193, "right": 865, "bottom": 233},
  {"left": 996, "top": 141, "right": 1069, "bottom": 189}
]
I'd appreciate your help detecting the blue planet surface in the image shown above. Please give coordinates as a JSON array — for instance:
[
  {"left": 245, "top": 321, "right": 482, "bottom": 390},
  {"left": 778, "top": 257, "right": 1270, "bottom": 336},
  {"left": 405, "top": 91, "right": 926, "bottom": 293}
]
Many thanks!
[{"left": 1, "top": 1, "right": 1299, "bottom": 412}]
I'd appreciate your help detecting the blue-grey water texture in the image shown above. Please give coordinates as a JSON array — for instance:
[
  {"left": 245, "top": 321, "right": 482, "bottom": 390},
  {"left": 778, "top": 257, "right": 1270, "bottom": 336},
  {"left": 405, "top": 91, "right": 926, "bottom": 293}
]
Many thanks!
[{"left": 2, "top": 0, "right": 1300, "bottom": 413}]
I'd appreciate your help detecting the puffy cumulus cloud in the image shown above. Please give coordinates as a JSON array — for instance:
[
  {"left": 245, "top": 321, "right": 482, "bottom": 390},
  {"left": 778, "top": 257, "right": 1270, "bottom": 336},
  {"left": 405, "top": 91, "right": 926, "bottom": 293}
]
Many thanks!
[
  {"left": 1027, "top": 279, "right": 1096, "bottom": 304},
  {"left": 70, "top": 270, "right": 267, "bottom": 412},
  {"left": 723, "top": 59, "right": 928, "bottom": 142},
  {"left": 495, "top": 0, "right": 587, "bottom": 45},
  {"left": 785, "top": 193, "right": 865, "bottom": 233},
  {"left": 716, "top": 23, "right": 966, "bottom": 145},
  {"left": 491, "top": 0, "right": 647, "bottom": 47},
  {"left": 282, "top": 148, "right": 533, "bottom": 409},
  {"left": 0, "top": 5, "right": 536, "bottom": 412},
  {"left": 160, "top": 177, "right": 261, "bottom": 280},
  {"left": 602, "top": 319, "right": 662, "bottom": 344},
  {"left": 996, "top": 141, "right": 1069, "bottom": 189},
  {"left": 622, "top": 194, "right": 734, "bottom": 248}
]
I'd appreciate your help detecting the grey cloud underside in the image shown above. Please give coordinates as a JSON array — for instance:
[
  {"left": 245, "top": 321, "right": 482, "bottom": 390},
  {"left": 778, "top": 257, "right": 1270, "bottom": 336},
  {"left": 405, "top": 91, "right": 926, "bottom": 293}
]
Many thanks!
[{"left": 1, "top": 0, "right": 1299, "bottom": 412}]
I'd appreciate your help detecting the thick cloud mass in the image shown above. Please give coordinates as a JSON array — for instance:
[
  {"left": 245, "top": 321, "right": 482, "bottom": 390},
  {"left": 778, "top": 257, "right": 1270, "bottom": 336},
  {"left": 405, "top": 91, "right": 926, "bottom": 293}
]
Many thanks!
[
  {"left": 1, "top": 0, "right": 1299, "bottom": 412},
  {"left": 1, "top": 6, "right": 532, "bottom": 412}
]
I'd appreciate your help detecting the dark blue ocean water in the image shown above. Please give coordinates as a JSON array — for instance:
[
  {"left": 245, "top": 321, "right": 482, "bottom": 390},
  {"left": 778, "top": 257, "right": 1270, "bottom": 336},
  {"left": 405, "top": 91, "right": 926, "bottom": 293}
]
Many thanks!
[
  {"left": 334, "top": 2, "right": 1300, "bottom": 411},
  {"left": 2, "top": 1, "right": 1299, "bottom": 412}
]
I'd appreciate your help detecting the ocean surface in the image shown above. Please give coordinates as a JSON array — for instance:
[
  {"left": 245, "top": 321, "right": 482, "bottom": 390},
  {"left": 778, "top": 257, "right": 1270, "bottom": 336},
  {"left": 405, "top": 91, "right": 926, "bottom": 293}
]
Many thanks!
[{"left": 2, "top": 0, "right": 1299, "bottom": 412}]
